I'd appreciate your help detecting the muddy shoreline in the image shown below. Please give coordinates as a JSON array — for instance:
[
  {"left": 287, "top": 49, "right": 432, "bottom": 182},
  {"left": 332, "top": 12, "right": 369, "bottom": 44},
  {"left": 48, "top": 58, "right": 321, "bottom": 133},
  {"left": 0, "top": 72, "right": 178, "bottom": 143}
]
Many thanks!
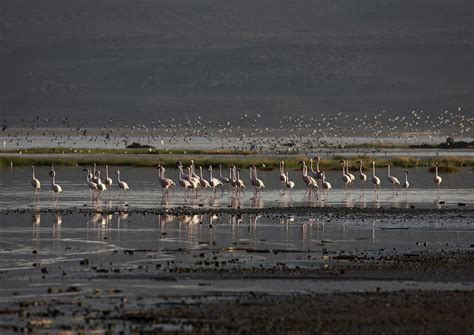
[
  {"left": 0, "top": 207, "right": 472, "bottom": 333},
  {"left": 2, "top": 205, "right": 473, "bottom": 217}
]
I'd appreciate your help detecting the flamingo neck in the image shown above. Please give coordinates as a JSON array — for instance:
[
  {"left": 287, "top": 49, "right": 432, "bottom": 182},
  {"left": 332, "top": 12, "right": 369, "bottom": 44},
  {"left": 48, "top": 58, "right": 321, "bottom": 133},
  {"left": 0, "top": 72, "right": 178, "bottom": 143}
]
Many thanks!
[
  {"left": 435, "top": 166, "right": 438, "bottom": 177},
  {"left": 316, "top": 160, "right": 320, "bottom": 173},
  {"left": 32, "top": 167, "right": 35, "bottom": 178},
  {"left": 387, "top": 166, "right": 391, "bottom": 177},
  {"left": 372, "top": 164, "right": 376, "bottom": 177},
  {"left": 405, "top": 172, "right": 408, "bottom": 182}
]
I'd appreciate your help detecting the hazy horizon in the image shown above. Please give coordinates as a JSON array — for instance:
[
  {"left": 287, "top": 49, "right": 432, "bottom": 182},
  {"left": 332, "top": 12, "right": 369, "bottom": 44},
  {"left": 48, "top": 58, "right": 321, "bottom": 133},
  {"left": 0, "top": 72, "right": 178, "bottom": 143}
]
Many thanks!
[{"left": 1, "top": 0, "right": 473, "bottom": 126}]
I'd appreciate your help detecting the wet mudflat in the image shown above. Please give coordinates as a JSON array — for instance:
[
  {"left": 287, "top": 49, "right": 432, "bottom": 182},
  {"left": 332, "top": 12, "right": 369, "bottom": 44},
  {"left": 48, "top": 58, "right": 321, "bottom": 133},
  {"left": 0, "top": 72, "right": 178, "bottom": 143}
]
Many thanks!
[{"left": 0, "top": 208, "right": 473, "bottom": 333}]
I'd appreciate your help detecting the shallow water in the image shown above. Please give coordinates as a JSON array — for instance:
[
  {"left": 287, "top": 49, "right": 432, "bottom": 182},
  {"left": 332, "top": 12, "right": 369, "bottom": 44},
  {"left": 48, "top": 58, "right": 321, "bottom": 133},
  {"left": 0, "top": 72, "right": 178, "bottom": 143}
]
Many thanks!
[
  {"left": 0, "top": 211, "right": 472, "bottom": 298},
  {"left": 0, "top": 166, "right": 473, "bottom": 210}
]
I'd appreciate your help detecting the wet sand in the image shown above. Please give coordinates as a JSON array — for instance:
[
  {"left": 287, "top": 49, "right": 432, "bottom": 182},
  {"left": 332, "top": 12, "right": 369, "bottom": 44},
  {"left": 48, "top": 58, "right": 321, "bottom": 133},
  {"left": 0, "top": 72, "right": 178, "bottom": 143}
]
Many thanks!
[{"left": 0, "top": 207, "right": 473, "bottom": 333}]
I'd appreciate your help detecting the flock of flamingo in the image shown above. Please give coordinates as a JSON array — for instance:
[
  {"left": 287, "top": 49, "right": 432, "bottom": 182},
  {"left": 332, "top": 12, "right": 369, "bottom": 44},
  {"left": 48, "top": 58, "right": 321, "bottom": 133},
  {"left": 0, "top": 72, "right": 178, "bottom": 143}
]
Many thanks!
[{"left": 30, "top": 158, "right": 444, "bottom": 201}]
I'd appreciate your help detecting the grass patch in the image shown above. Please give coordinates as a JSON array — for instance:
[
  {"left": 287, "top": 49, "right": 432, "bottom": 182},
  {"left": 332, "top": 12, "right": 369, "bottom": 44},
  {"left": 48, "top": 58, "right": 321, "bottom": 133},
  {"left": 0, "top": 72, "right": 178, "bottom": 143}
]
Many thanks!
[{"left": 1, "top": 154, "right": 473, "bottom": 172}]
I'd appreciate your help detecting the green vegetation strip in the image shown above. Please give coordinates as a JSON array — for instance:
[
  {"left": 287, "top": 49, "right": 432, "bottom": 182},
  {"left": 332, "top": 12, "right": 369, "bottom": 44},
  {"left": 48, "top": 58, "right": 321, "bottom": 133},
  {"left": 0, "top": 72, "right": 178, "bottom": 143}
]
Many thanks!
[{"left": 1, "top": 154, "right": 472, "bottom": 172}]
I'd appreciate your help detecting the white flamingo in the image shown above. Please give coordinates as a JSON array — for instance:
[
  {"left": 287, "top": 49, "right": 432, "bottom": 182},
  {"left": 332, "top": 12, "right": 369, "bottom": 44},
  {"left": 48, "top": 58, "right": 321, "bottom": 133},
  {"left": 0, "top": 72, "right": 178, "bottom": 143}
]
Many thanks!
[
  {"left": 235, "top": 168, "right": 246, "bottom": 194},
  {"left": 178, "top": 166, "right": 192, "bottom": 192},
  {"left": 230, "top": 167, "right": 238, "bottom": 190},
  {"left": 208, "top": 165, "right": 223, "bottom": 193},
  {"left": 198, "top": 166, "right": 211, "bottom": 190},
  {"left": 387, "top": 164, "right": 400, "bottom": 195},
  {"left": 371, "top": 161, "right": 381, "bottom": 197},
  {"left": 218, "top": 164, "right": 231, "bottom": 186},
  {"left": 345, "top": 160, "right": 355, "bottom": 187},
  {"left": 83, "top": 168, "right": 98, "bottom": 192},
  {"left": 340, "top": 160, "right": 351, "bottom": 189},
  {"left": 402, "top": 170, "right": 410, "bottom": 190},
  {"left": 176, "top": 162, "right": 190, "bottom": 181},
  {"left": 434, "top": 163, "right": 442, "bottom": 192},
  {"left": 96, "top": 170, "right": 107, "bottom": 195},
  {"left": 31, "top": 163, "right": 41, "bottom": 197},
  {"left": 310, "top": 158, "right": 322, "bottom": 185},
  {"left": 189, "top": 159, "right": 199, "bottom": 181},
  {"left": 104, "top": 165, "right": 113, "bottom": 186},
  {"left": 187, "top": 166, "right": 200, "bottom": 193},
  {"left": 279, "top": 161, "right": 288, "bottom": 189},
  {"left": 250, "top": 165, "right": 265, "bottom": 194},
  {"left": 92, "top": 163, "right": 98, "bottom": 183},
  {"left": 321, "top": 171, "right": 332, "bottom": 191},
  {"left": 357, "top": 160, "right": 367, "bottom": 188},
  {"left": 299, "top": 161, "right": 318, "bottom": 197},
  {"left": 321, "top": 170, "right": 332, "bottom": 201},
  {"left": 157, "top": 165, "right": 175, "bottom": 193},
  {"left": 49, "top": 168, "right": 62, "bottom": 200},
  {"left": 116, "top": 170, "right": 129, "bottom": 195},
  {"left": 284, "top": 171, "right": 295, "bottom": 193}
]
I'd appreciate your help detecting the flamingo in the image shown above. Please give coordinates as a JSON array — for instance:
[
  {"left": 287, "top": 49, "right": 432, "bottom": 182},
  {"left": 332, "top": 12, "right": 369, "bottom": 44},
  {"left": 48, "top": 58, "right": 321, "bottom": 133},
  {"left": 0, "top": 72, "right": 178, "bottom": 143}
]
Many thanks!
[
  {"left": 250, "top": 165, "right": 265, "bottom": 194},
  {"left": 339, "top": 160, "right": 351, "bottom": 189},
  {"left": 371, "top": 161, "right": 381, "bottom": 197},
  {"left": 83, "top": 168, "right": 98, "bottom": 192},
  {"left": 187, "top": 166, "right": 200, "bottom": 193},
  {"left": 321, "top": 171, "right": 332, "bottom": 191},
  {"left": 321, "top": 170, "right": 332, "bottom": 201},
  {"left": 92, "top": 163, "right": 98, "bottom": 183},
  {"left": 402, "top": 170, "right": 410, "bottom": 190},
  {"left": 310, "top": 158, "right": 322, "bottom": 185},
  {"left": 434, "top": 163, "right": 442, "bottom": 191},
  {"left": 218, "top": 164, "right": 230, "bottom": 186},
  {"left": 387, "top": 164, "right": 400, "bottom": 195},
  {"left": 198, "top": 166, "right": 211, "bottom": 190},
  {"left": 178, "top": 166, "right": 192, "bottom": 192},
  {"left": 176, "top": 162, "right": 190, "bottom": 181},
  {"left": 279, "top": 161, "right": 288, "bottom": 189},
  {"left": 208, "top": 165, "right": 223, "bottom": 193},
  {"left": 104, "top": 165, "right": 113, "bottom": 186},
  {"left": 48, "top": 168, "right": 62, "bottom": 200},
  {"left": 299, "top": 161, "right": 318, "bottom": 198},
  {"left": 116, "top": 170, "right": 129, "bottom": 195},
  {"left": 31, "top": 163, "right": 41, "bottom": 197},
  {"left": 157, "top": 165, "right": 175, "bottom": 193},
  {"left": 345, "top": 160, "right": 355, "bottom": 187},
  {"left": 95, "top": 170, "right": 107, "bottom": 196},
  {"left": 235, "top": 168, "right": 246, "bottom": 195},
  {"left": 230, "top": 167, "right": 238, "bottom": 190},
  {"left": 284, "top": 171, "right": 295, "bottom": 193},
  {"left": 357, "top": 160, "right": 367, "bottom": 188},
  {"left": 189, "top": 160, "right": 201, "bottom": 184}
]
